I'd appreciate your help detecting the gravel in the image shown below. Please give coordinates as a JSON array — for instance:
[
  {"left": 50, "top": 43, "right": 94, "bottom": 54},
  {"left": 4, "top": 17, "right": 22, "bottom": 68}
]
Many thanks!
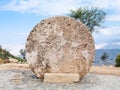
[{"left": 0, "top": 69, "right": 120, "bottom": 90}]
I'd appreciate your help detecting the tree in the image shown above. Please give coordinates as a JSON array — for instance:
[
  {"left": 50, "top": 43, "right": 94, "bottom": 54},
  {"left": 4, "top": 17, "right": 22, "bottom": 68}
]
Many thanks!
[
  {"left": 19, "top": 49, "right": 26, "bottom": 59},
  {"left": 115, "top": 54, "right": 120, "bottom": 67},
  {"left": 69, "top": 7, "right": 106, "bottom": 33},
  {"left": 101, "top": 52, "right": 108, "bottom": 65}
]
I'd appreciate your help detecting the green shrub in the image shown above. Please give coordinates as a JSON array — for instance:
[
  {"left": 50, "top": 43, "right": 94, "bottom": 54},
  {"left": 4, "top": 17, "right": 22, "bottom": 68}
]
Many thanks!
[
  {"left": 0, "top": 46, "right": 26, "bottom": 63},
  {"left": 115, "top": 54, "right": 120, "bottom": 67},
  {"left": 13, "top": 57, "right": 25, "bottom": 62},
  {"left": 101, "top": 52, "right": 108, "bottom": 65},
  {"left": 0, "top": 53, "right": 9, "bottom": 59}
]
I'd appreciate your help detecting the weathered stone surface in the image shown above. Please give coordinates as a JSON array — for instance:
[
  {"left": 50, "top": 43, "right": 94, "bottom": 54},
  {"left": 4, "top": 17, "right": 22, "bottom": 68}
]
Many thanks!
[
  {"left": 10, "top": 73, "right": 23, "bottom": 84},
  {"left": 25, "top": 16, "right": 95, "bottom": 79},
  {"left": 44, "top": 73, "right": 80, "bottom": 83},
  {"left": 0, "top": 69, "right": 120, "bottom": 90}
]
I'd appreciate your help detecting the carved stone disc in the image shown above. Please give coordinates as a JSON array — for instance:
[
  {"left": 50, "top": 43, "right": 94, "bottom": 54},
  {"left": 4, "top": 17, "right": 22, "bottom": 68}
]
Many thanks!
[{"left": 25, "top": 16, "right": 95, "bottom": 79}]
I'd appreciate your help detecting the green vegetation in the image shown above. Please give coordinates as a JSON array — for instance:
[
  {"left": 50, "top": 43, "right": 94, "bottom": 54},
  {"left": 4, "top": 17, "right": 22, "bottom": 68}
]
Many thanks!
[
  {"left": 69, "top": 7, "right": 106, "bottom": 33},
  {"left": 115, "top": 54, "right": 120, "bottom": 67},
  {"left": 13, "top": 56, "right": 25, "bottom": 63},
  {"left": 0, "top": 46, "right": 10, "bottom": 59},
  {"left": 101, "top": 52, "right": 108, "bottom": 65},
  {"left": 0, "top": 45, "right": 25, "bottom": 62}
]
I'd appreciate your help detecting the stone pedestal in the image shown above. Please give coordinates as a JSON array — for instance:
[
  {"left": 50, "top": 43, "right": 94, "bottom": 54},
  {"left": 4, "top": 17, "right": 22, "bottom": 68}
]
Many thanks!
[
  {"left": 44, "top": 73, "right": 80, "bottom": 83},
  {"left": 25, "top": 16, "right": 95, "bottom": 79}
]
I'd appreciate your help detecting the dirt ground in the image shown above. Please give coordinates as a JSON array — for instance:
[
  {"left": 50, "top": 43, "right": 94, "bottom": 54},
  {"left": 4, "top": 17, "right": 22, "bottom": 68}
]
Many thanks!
[
  {"left": 0, "top": 63, "right": 29, "bottom": 70},
  {"left": 0, "top": 63, "right": 120, "bottom": 76},
  {"left": 90, "top": 65, "right": 120, "bottom": 76},
  {"left": 0, "top": 63, "right": 120, "bottom": 90}
]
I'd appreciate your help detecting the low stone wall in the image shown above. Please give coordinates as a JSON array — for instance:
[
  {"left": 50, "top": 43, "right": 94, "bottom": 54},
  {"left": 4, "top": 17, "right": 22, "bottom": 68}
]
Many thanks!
[{"left": 44, "top": 73, "right": 80, "bottom": 83}]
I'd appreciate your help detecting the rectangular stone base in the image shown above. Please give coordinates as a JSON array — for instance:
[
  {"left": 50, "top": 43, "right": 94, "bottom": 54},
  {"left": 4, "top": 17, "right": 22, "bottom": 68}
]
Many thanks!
[{"left": 44, "top": 73, "right": 80, "bottom": 83}]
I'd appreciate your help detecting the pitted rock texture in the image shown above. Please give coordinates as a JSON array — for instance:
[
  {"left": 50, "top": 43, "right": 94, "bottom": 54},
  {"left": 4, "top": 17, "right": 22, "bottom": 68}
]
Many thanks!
[{"left": 25, "top": 16, "right": 95, "bottom": 79}]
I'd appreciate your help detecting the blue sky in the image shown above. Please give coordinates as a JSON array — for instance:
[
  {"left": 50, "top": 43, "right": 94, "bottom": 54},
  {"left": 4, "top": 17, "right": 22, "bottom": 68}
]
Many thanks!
[{"left": 0, "top": 0, "right": 120, "bottom": 55}]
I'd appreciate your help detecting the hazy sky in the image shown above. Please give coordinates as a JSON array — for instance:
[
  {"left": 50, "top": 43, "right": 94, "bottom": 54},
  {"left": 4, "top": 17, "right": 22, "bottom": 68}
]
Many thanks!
[{"left": 0, "top": 0, "right": 120, "bottom": 55}]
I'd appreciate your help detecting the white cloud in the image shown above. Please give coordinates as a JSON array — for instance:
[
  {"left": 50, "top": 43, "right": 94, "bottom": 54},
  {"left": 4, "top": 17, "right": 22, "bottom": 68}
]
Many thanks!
[
  {"left": 83, "top": 0, "right": 110, "bottom": 9},
  {"left": 0, "top": 0, "right": 120, "bottom": 15},
  {"left": 99, "top": 26, "right": 120, "bottom": 35},
  {"left": 2, "top": 44, "right": 25, "bottom": 56},
  {"left": 0, "top": 31, "right": 28, "bottom": 56},
  {"left": 95, "top": 43, "right": 108, "bottom": 49},
  {"left": 93, "top": 26, "right": 120, "bottom": 44},
  {"left": 86, "top": 0, "right": 120, "bottom": 11},
  {"left": 0, "top": 0, "right": 80, "bottom": 15},
  {"left": 0, "top": 0, "right": 40, "bottom": 11},
  {"left": 111, "top": 42, "right": 120, "bottom": 46},
  {"left": 107, "top": 14, "right": 120, "bottom": 21}
]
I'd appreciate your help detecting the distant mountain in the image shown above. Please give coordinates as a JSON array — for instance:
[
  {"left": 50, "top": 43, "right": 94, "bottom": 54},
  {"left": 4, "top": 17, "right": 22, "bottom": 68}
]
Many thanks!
[{"left": 94, "top": 49, "right": 120, "bottom": 66}]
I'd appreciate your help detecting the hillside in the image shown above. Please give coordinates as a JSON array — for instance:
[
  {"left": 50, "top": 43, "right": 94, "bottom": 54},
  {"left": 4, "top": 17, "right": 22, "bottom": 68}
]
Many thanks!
[{"left": 0, "top": 46, "right": 25, "bottom": 63}]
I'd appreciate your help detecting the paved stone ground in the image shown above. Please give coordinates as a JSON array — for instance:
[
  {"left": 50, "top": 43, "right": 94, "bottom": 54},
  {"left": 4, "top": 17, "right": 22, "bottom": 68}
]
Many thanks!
[{"left": 0, "top": 69, "right": 120, "bottom": 90}]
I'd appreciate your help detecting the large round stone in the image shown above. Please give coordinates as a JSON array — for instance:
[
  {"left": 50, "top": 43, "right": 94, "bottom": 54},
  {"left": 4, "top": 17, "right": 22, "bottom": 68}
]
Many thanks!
[{"left": 25, "top": 16, "right": 95, "bottom": 79}]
